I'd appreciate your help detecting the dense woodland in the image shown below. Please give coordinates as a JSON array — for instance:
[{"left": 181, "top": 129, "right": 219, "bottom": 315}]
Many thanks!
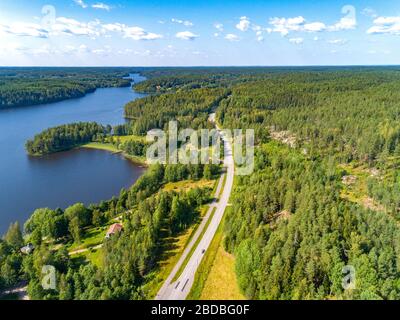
[
  {"left": 0, "top": 67, "right": 132, "bottom": 108},
  {"left": 3, "top": 67, "right": 400, "bottom": 300},
  {"left": 125, "top": 87, "right": 228, "bottom": 134},
  {"left": 25, "top": 122, "right": 111, "bottom": 155}
]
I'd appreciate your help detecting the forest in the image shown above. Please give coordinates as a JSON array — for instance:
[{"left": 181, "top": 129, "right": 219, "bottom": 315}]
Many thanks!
[
  {"left": 25, "top": 122, "right": 111, "bottom": 155},
  {"left": 4, "top": 66, "right": 400, "bottom": 300},
  {"left": 0, "top": 67, "right": 133, "bottom": 109}
]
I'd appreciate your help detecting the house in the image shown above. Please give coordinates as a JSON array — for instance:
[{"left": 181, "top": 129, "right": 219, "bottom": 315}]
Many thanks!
[
  {"left": 20, "top": 243, "right": 34, "bottom": 254},
  {"left": 105, "top": 223, "right": 123, "bottom": 239}
]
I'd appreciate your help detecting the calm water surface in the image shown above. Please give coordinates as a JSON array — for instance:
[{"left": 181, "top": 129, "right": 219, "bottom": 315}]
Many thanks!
[{"left": 0, "top": 74, "right": 147, "bottom": 234}]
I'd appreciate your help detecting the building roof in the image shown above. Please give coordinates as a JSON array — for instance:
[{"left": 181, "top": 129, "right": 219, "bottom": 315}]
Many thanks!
[{"left": 106, "top": 223, "right": 123, "bottom": 236}]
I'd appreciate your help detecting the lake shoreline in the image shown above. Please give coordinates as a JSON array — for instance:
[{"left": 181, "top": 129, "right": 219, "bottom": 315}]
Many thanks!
[
  {"left": 0, "top": 73, "right": 148, "bottom": 234},
  {"left": 81, "top": 142, "right": 148, "bottom": 167}
]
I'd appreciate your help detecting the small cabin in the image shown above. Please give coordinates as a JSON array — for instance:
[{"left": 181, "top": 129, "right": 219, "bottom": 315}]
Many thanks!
[{"left": 105, "top": 223, "right": 123, "bottom": 239}]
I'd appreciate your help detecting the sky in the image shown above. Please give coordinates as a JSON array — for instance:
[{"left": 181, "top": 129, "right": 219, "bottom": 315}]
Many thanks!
[{"left": 0, "top": 0, "right": 399, "bottom": 66}]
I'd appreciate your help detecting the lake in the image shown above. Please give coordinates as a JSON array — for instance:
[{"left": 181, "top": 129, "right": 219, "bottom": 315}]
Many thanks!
[{"left": 0, "top": 74, "right": 147, "bottom": 234}]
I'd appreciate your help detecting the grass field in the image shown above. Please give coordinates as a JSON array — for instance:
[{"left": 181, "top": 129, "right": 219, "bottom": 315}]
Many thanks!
[
  {"left": 187, "top": 207, "right": 244, "bottom": 300},
  {"left": 82, "top": 141, "right": 147, "bottom": 165},
  {"left": 67, "top": 225, "right": 107, "bottom": 252},
  {"left": 162, "top": 179, "right": 215, "bottom": 193},
  {"left": 200, "top": 245, "right": 245, "bottom": 300}
]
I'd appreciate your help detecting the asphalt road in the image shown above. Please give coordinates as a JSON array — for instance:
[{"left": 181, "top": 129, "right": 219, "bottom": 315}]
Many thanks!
[{"left": 155, "top": 119, "right": 234, "bottom": 300}]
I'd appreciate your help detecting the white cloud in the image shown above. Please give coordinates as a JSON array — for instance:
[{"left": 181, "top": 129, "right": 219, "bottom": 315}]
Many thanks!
[
  {"left": 171, "top": 18, "right": 193, "bottom": 27},
  {"left": 236, "top": 16, "right": 250, "bottom": 31},
  {"left": 269, "top": 16, "right": 306, "bottom": 36},
  {"left": 225, "top": 33, "right": 239, "bottom": 41},
  {"left": 304, "top": 22, "right": 326, "bottom": 32},
  {"left": 123, "top": 26, "right": 163, "bottom": 40},
  {"left": 289, "top": 37, "right": 303, "bottom": 44},
  {"left": 74, "top": 0, "right": 88, "bottom": 9},
  {"left": 51, "top": 17, "right": 101, "bottom": 37},
  {"left": 92, "top": 3, "right": 111, "bottom": 11},
  {"left": 214, "top": 23, "right": 224, "bottom": 32},
  {"left": 269, "top": 12, "right": 356, "bottom": 36},
  {"left": 0, "top": 22, "right": 49, "bottom": 38},
  {"left": 175, "top": 31, "right": 198, "bottom": 40},
  {"left": 362, "top": 7, "right": 378, "bottom": 18},
  {"left": 328, "top": 16, "right": 357, "bottom": 31},
  {"left": 367, "top": 16, "right": 400, "bottom": 35},
  {"left": 255, "top": 30, "right": 263, "bottom": 42},
  {"left": 328, "top": 39, "right": 347, "bottom": 45}
]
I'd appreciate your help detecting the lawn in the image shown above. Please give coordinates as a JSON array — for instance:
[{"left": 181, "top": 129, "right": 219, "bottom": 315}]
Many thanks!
[
  {"left": 72, "top": 247, "right": 104, "bottom": 268},
  {"left": 68, "top": 226, "right": 107, "bottom": 252}
]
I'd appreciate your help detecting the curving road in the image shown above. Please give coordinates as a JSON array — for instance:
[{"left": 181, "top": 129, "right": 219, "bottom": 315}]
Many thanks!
[{"left": 155, "top": 116, "right": 234, "bottom": 300}]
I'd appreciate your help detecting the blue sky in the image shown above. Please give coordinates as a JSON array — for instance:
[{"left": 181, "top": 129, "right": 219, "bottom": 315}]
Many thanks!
[{"left": 0, "top": 0, "right": 399, "bottom": 66}]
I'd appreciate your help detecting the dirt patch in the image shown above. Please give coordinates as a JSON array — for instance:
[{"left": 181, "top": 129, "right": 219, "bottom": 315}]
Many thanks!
[
  {"left": 362, "top": 196, "right": 385, "bottom": 212},
  {"left": 269, "top": 126, "right": 297, "bottom": 148},
  {"left": 342, "top": 175, "right": 357, "bottom": 185}
]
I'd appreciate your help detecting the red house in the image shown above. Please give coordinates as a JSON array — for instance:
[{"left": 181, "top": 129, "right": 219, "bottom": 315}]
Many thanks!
[{"left": 105, "top": 223, "right": 123, "bottom": 239}]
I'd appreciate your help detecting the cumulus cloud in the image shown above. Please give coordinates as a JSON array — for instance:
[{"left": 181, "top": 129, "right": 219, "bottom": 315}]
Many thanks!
[
  {"left": 171, "top": 18, "right": 193, "bottom": 27},
  {"left": 123, "top": 26, "right": 163, "bottom": 40},
  {"left": 289, "top": 37, "right": 303, "bottom": 44},
  {"left": 367, "top": 16, "right": 400, "bottom": 35},
  {"left": 304, "top": 22, "right": 326, "bottom": 32},
  {"left": 328, "top": 6, "right": 357, "bottom": 31},
  {"left": 175, "top": 31, "right": 198, "bottom": 40},
  {"left": 236, "top": 16, "right": 250, "bottom": 31},
  {"left": 214, "top": 23, "right": 224, "bottom": 32},
  {"left": 74, "top": 0, "right": 88, "bottom": 9},
  {"left": 51, "top": 17, "right": 101, "bottom": 37},
  {"left": 328, "top": 16, "right": 357, "bottom": 31},
  {"left": 0, "top": 22, "right": 49, "bottom": 38},
  {"left": 225, "top": 33, "right": 239, "bottom": 41},
  {"left": 0, "top": 17, "right": 163, "bottom": 41},
  {"left": 92, "top": 3, "right": 111, "bottom": 11},
  {"left": 269, "top": 16, "right": 306, "bottom": 36},
  {"left": 269, "top": 11, "right": 356, "bottom": 36}
]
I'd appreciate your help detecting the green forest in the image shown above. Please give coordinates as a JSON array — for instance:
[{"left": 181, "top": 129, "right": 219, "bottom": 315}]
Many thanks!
[{"left": 0, "top": 67, "right": 132, "bottom": 108}]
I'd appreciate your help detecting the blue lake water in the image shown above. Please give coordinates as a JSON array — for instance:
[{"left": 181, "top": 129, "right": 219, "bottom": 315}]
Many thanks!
[{"left": 0, "top": 74, "right": 147, "bottom": 234}]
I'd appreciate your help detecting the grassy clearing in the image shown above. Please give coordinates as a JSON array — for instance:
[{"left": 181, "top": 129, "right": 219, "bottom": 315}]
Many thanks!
[
  {"left": 339, "top": 162, "right": 385, "bottom": 212},
  {"left": 72, "top": 246, "right": 104, "bottom": 268},
  {"left": 82, "top": 141, "right": 147, "bottom": 165},
  {"left": 81, "top": 142, "right": 120, "bottom": 153},
  {"left": 162, "top": 179, "right": 215, "bottom": 193},
  {"left": 339, "top": 163, "right": 370, "bottom": 203},
  {"left": 67, "top": 226, "right": 107, "bottom": 252},
  {"left": 200, "top": 245, "right": 245, "bottom": 300},
  {"left": 172, "top": 207, "right": 216, "bottom": 282},
  {"left": 110, "top": 135, "right": 146, "bottom": 143}
]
